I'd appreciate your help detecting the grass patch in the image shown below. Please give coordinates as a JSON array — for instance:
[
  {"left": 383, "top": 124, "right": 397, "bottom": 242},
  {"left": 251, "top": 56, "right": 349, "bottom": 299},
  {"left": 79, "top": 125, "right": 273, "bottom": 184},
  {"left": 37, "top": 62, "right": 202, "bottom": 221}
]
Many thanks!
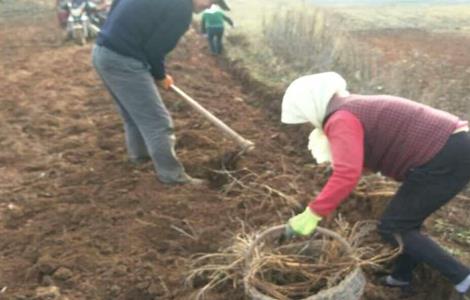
[
  {"left": 434, "top": 218, "right": 470, "bottom": 246},
  {"left": 223, "top": 0, "right": 470, "bottom": 117}
]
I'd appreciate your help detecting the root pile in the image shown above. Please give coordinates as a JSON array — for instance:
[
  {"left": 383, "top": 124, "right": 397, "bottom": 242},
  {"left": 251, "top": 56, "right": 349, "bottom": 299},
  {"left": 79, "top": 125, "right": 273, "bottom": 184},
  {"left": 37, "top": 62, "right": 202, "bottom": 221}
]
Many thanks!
[
  {"left": 187, "top": 220, "right": 400, "bottom": 299},
  {"left": 246, "top": 237, "right": 354, "bottom": 299}
]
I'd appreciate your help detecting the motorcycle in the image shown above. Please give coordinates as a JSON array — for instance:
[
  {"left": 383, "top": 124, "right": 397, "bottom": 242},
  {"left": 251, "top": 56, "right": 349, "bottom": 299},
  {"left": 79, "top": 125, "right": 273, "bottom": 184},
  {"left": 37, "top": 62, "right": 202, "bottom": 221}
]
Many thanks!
[{"left": 61, "top": 0, "right": 107, "bottom": 45}]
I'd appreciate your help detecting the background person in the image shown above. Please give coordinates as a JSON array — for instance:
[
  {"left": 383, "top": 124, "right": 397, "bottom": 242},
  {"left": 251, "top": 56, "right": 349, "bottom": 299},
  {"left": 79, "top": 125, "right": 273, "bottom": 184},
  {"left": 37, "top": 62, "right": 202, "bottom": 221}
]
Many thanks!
[{"left": 201, "top": 4, "right": 234, "bottom": 55}]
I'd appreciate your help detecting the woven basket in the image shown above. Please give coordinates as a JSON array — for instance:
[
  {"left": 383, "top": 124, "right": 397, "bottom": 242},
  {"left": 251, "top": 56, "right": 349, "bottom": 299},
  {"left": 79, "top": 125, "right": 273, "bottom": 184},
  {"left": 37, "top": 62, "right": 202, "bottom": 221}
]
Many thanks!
[{"left": 244, "top": 225, "right": 366, "bottom": 300}]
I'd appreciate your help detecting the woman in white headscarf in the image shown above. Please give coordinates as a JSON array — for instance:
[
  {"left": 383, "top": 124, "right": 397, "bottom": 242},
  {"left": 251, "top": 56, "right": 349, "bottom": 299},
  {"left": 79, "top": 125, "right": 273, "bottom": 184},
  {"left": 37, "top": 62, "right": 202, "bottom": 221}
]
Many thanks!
[{"left": 281, "top": 72, "right": 470, "bottom": 297}]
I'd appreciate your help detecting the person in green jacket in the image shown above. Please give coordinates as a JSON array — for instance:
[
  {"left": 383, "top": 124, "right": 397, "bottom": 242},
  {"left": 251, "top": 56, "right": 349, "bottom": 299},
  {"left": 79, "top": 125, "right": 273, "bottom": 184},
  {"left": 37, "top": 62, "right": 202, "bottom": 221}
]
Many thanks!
[{"left": 201, "top": 4, "right": 234, "bottom": 55}]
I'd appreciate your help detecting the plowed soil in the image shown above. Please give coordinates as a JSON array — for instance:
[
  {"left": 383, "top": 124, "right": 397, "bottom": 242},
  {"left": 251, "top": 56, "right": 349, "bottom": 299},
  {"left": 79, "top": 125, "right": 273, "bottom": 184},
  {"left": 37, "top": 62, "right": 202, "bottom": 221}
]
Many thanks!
[{"left": 1, "top": 2, "right": 469, "bottom": 300}]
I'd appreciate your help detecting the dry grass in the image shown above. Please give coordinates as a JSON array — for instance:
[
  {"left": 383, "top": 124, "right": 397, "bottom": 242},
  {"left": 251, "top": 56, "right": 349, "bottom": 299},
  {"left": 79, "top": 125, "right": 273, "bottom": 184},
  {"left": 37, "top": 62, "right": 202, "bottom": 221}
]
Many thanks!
[
  {"left": 225, "top": 1, "right": 470, "bottom": 116},
  {"left": 261, "top": 6, "right": 381, "bottom": 87},
  {"left": 332, "top": 5, "right": 470, "bottom": 32}
]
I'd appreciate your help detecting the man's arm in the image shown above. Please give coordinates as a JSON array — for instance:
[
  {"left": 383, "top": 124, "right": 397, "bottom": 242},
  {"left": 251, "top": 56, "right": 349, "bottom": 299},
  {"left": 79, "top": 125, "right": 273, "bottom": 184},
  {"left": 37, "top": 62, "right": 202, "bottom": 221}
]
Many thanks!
[
  {"left": 223, "top": 14, "right": 234, "bottom": 27},
  {"left": 143, "top": 0, "right": 192, "bottom": 80}
]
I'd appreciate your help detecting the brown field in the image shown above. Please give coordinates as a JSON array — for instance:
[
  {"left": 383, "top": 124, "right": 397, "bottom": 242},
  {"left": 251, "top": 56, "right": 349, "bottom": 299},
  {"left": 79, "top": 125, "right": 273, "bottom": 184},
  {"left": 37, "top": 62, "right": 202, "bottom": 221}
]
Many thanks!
[{"left": 1, "top": 0, "right": 469, "bottom": 299}]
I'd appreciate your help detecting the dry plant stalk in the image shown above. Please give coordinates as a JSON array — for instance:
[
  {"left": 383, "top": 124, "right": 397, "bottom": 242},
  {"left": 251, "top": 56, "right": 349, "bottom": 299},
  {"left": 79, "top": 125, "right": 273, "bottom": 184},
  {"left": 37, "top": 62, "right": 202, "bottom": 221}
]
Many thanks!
[
  {"left": 343, "top": 219, "right": 402, "bottom": 268},
  {"left": 215, "top": 167, "right": 303, "bottom": 209},
  {"left": 185, "top": 232, "right": 254, "bottom": 300}
]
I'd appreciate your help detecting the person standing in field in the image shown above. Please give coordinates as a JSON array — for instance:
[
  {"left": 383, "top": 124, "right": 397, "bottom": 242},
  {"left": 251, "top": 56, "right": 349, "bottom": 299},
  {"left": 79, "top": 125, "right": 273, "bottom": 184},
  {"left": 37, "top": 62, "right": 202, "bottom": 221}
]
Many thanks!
[
  {"left": 201, "top": 4, "right": 234, "bottom": 55},
  {"left": 281, "top": 72, "right": 470, "bottom": 299},
  {"left": 92, "top": 0, "right": 230, "bottom": 185}
]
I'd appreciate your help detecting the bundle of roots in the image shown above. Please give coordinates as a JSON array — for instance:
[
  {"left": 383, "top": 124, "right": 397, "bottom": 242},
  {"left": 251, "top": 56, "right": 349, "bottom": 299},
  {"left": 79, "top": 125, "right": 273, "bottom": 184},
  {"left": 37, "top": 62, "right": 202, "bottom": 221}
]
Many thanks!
[
  {"left": 187, "top": 220, "right": 400, "bottom": 300},
  {"left": 245, "top": 236, "right": 355, "bottom": 299}
]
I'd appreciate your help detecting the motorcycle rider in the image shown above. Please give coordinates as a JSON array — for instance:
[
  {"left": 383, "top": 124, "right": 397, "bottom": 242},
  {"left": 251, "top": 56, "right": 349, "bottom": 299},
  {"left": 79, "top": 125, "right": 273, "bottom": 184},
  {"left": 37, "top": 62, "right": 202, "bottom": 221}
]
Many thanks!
[
  {"left": 56, "top": 0, "right": 109, "bottom": 31},
  {"left": 56, "top": 0, "right": 69, "bottom": 28}
]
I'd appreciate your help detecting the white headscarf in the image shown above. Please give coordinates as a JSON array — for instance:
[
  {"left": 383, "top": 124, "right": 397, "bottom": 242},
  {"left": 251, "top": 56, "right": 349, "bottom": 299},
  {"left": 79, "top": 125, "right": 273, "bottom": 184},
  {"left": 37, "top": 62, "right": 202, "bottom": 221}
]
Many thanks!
[
  {"left": 281, "top": 72, "right": 349, "bottom": 164},
  {"left": 206, "top": 4, "right": 221, "bottom": 13}
]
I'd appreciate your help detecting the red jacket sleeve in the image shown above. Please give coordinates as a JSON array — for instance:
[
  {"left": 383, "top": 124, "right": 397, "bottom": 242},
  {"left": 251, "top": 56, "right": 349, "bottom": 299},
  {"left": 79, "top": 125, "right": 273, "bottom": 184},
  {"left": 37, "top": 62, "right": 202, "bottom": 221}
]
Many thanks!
[{"left": 308, "top": 111, "right": 364, "bottom": 216}]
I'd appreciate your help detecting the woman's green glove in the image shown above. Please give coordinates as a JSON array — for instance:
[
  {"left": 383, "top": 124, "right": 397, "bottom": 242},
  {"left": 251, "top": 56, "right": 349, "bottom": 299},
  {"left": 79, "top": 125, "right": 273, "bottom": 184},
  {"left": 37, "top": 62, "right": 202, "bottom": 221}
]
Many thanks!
[{"left": 287, "top": 207, "right": 322, "bottom": 236}]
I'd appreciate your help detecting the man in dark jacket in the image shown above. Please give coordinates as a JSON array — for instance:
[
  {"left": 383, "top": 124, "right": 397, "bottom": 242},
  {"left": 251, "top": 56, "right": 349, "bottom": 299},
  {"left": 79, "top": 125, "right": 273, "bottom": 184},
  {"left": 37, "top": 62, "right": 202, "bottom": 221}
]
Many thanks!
[{"left": 92, "top": 0, "right": 229, "bottom": 185}]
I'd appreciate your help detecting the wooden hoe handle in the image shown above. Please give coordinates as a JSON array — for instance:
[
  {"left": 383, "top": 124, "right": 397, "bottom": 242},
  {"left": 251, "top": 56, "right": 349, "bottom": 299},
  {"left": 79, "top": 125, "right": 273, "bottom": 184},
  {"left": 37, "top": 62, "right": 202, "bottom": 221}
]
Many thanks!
[{"left": 170, "top": 84, "right": 255, "bottom": 151}]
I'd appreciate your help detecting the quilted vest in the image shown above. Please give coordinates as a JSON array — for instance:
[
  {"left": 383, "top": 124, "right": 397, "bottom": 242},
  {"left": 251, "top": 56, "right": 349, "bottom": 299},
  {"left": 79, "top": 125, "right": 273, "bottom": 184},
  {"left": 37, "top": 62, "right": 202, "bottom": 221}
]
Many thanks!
[{"left": 326, "top": 94, "right": 459, "bottom": 181}]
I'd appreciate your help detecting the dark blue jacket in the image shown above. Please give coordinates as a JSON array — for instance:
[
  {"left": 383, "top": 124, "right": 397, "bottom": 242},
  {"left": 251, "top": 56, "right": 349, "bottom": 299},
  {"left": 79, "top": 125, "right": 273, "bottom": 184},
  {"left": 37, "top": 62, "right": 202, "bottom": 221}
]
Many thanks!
[{"left": 96, "top": 0, "right": 193, "bottom": 80}]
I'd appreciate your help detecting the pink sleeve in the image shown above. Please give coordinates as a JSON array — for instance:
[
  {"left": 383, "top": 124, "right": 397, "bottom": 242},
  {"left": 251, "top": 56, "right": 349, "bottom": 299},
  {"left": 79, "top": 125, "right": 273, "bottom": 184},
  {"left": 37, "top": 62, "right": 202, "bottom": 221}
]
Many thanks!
[
  {"left": 456, "top": 120, "right": 468, "bottom": 129},
  {"left": 308, "top": 111, "right": 364, "bottom": 217}
]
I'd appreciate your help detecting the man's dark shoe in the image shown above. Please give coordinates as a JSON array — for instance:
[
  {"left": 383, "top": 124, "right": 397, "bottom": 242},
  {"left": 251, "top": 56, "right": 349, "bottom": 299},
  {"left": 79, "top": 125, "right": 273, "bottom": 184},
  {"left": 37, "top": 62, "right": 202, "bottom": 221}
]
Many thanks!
[
  {"left": 161, "top": 173, "right": 208, "bottom": 186},
  {"left": 129, "top": 156, "right": 151, "bottom": 165}
]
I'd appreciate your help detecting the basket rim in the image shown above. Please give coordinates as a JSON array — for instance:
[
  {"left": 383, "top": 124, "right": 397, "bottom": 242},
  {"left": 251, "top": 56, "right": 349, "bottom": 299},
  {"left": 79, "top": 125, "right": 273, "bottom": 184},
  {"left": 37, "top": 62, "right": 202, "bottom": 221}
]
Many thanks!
[{"left": 243, "top": 224, "right": 365, "bottom": 300}]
